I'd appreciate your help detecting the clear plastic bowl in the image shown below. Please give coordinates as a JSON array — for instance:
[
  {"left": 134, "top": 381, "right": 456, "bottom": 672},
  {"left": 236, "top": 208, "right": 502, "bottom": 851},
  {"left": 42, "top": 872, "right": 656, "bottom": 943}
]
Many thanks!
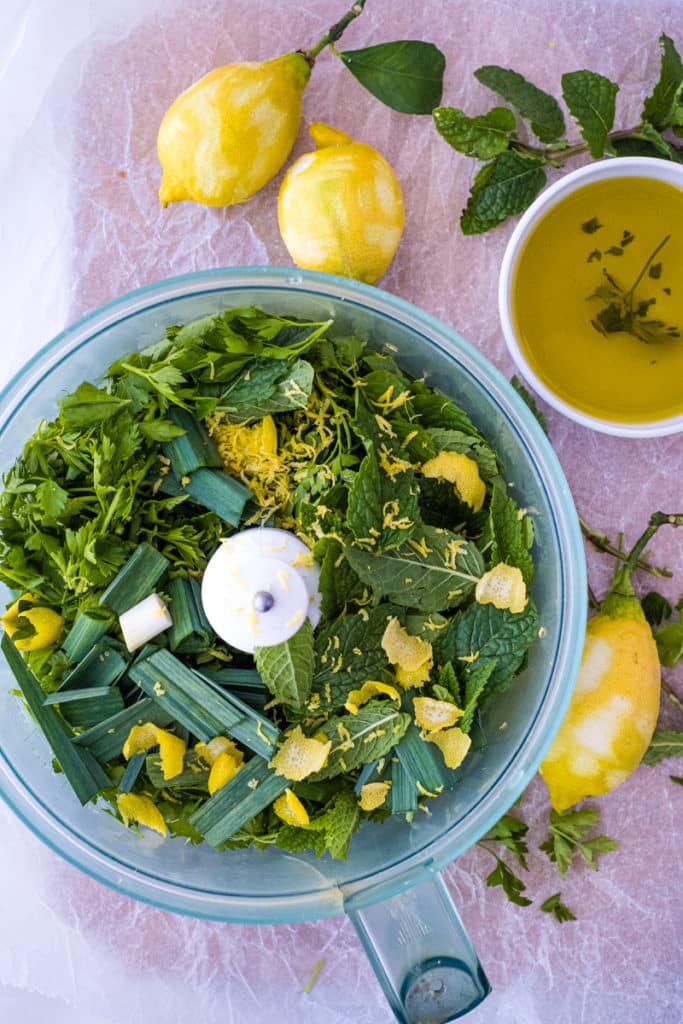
[{"left": 0, "top": 267, "right": 586, "bottom": 1022}]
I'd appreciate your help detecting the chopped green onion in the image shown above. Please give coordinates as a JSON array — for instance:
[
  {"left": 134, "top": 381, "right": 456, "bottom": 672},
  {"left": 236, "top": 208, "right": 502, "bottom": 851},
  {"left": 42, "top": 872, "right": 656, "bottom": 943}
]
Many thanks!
[
  {"left": 73, "top": 696, "right": 174, "bottom": 762},
  {"left": 189, "top": 756, "right": 289, "bottom": 847},
  {"left": 145, "top": 751, "right": 210, "bottom": 790},
  {"left": 166, "top": 577, "right": 213, "bottom": 653},
  {"left": 44, "top": 686, "right": 113, "bottom": 705},
  {"left": 119, "top": 752, "right": 146, "bottom": 793},
  {"left": 162, "top": 406, "right": 223, "bottom": 476},
  {"left": 119, "top": 592, "right": 173, "bottom": 652},
  {"left": 200, "top": 666, "right": 268, "bottom": 710},
  {"left": 59, "top": 687, "right": 125, "bottom": 730},
  {"left": 128, "top": 649, "right": 244, "bottom": 742},
  {"left": 59, "top": 639, "right": 128, "bottom": 692},
  {"left": 1, "top": 633, "right": 109, "bottom": 804},
  {"left": 389, "top": 758, "right": 418, "bottom": 813},
  {"left": 159, "top": 468, "right": 251, "bottom": 527},
  {"left": 389, "top": 723, "right": 452, "bottom": 812},
  {"left": 62, "top": 609, "right": 114, "bottom": 662},
  {"left": 98, "top": 543, "right": 169, "bottom": 614}
]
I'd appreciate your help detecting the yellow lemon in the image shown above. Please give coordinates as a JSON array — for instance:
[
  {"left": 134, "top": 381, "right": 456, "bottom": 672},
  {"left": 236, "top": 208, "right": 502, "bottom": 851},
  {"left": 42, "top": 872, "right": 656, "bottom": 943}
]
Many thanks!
[
  {"left": 540, "top": 611, "right": 660, "bottom": 813},
  {"left": 278, "top": 122, "right": 405, "bottom": 283},
  {"left": 158, "top": 52, "right": 311, "bottom": 206}
]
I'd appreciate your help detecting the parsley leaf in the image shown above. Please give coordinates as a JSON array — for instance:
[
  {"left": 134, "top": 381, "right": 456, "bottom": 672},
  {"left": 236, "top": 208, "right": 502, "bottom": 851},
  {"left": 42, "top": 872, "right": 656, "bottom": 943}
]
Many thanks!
[
  {"left": 483, "top": 812, "right": 529, "bottom": 868},
  {"left": 483, "top": 853, "right": 532, "bottom": 906},
  {"left": 540, "top": 892, "right": 577, "bottom": 923},
  {"left": 641, "top": 590, "right": 673, "bottom": 627},
  {"left": 540, "top": 807, "right": 618, "bottom": 877}
]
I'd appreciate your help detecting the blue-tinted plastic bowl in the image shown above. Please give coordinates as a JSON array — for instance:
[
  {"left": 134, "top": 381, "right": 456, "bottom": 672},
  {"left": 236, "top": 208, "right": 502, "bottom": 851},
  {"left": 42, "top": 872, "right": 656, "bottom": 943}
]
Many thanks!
[{"left": 0, "top": 268, "right": 586, "bottom": 1022}]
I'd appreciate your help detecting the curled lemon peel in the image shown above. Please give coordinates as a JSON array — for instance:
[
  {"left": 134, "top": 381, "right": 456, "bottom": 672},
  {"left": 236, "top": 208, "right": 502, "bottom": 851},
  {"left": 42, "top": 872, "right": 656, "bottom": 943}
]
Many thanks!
[
  {"left": 195, "top": 736, "right": 243, "bottom": 767},
  {"left": 413, "top": 696, "right": 463, "bottom": 732},
  {"left": 269, "top": 726, "right": 331, "bottom": 782},
  {"left": 424, "top": 726, "right": 472, "bottom": 770},
  {"left": 381, "top": 617, "right": 432, "bottom": 672},
  {"left": 208, "top": 751, "right": 242, "bottom": 795},
  {"left": 359, "top": 781, "right": 391, "bottom": 811},
  {"left": 2, "top": 595, "right": 63, "bottom": 652},
  {"left": 122, "top": 723, "right": 186, "bottom": 781},
  {"left": 475, "top": 564, "right": 527, "bottom": 613},
  {"left": 345, "top": 680, "right": 401, "bottom": 715},
  {"left": 278, "top": 122, "right": 405, "bottom": 284},
  {"left": 117, "top": 793, "right": 167, "bottom": 837},
  {"left": 273, "top": 788, "right": 310, "bottom": 826},
  {"left": 158, "top": 53, "right": 310, "bottom": 207},
  {"left": 395, "top": 662, "right": 432, "bottom": 689},
  {"left": 421, "top": 451, "right": 486, "bottom": 512}
]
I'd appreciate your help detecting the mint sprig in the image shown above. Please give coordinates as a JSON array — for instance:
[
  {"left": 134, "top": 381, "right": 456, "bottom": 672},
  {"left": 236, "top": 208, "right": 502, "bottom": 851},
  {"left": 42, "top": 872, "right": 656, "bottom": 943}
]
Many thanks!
[{"left": 434, "top": 33, "right": 683, "bottom": 235}]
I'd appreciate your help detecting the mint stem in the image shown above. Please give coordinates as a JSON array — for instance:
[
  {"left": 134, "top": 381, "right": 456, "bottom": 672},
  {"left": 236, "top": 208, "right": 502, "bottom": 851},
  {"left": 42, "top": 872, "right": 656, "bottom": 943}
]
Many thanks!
[
  {"left": 304, "top": 0, "right": 367, "bottom": 62},
  {"left": 510, "top": 126, "right": 659, "bottom": 163},
  {"left": 579, "top": 516, "right": 673, "bottom": 579},
  {"left": 625, "top": 234, "right": 670, "bottom": 316}
]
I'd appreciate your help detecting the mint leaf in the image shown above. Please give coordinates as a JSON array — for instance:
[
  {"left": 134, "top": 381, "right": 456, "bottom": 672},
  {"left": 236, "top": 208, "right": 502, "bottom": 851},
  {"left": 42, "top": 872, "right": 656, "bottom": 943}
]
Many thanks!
[
  {"left": 460, "top": 151, "right": 546, "bottom": 235},
  {"left": 313, "top": 700, "right": 411, "bottom": 779},
  {"left": 641, "top": 591, "right": 672, "bottom": 628},
  {"left": 339, "top": 41, "right": 445, "bottom": 115},
  {"left": 540, "top": 892, "right": 577, "bottom": 923},
  {"left": 433, "top": 106, "right": 515, "bottom": 159},
  {"left": 312, "top": 603, "right": 398, "bottom": 710},
  {"left": 561, "top": 70, "right": 619, "bottom": 158},
  {"left": 460, "top": 658, "right": 497, "bottom": 732},
  {"left": 642, "top": 33, "right": 683, "bottom": 129},
  {"left": 642, "top": 729, "right": 683, "bottom": 766},
  {"left": 254, "top": 619, "right": 314, "bottom": 711},
  {"left": 489, "top": 479, "right": 535, "bottom": 583},
  {"left": 424, "top": 428, "right": 500, "bottom": 480},
  {"left": 346, "top": 448, "right": 420, "bottom": 551},
  {"left": 218, "top": 359, "right": 314, "bottom": 421},
  {"left": 316, "top": 538, "right": 365, "bottom": 620},
  {"left": 436, "top": 600, "right": 539, "bottom": 695},
  {"left": 307, "top": 788, "right": 361, "bottom": 859},
  {"left": 344, "top": 526, "right": 486, "bottom": 613},
  {"left": 474, "top": 66, "right": 565, "bottom": 143},
  {"left": 510, "top": 376, "right": 548, "bottom": 436},
  {"left": 654, "top": 622, "right": 683, "bottom": 668}
]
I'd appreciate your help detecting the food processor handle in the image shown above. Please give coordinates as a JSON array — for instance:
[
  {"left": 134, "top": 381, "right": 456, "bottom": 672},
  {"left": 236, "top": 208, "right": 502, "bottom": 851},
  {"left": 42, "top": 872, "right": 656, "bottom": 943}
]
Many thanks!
[{"left": 348, "top": 872, "right": 490, "bottom": 1023}]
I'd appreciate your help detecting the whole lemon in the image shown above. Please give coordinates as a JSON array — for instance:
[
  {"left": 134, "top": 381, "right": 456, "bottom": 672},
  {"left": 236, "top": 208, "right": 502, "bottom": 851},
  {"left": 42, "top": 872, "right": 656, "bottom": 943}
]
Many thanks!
[
  {"left": 158, "top": 52, "right": 311, "bottom": 207},
  {"left": 278, "top": 123, "right": 405, "bottom": 284}
]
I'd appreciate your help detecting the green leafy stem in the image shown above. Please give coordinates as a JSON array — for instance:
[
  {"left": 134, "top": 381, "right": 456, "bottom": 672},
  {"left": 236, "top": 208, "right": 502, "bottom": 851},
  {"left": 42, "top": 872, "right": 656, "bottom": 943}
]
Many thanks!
[{"left": 433, "top": 33, "right": 683, "bottom": 234}]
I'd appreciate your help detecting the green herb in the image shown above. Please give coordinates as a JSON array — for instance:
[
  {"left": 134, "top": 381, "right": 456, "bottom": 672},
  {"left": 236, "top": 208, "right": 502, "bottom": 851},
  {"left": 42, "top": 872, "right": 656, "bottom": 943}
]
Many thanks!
[
  {"left": 254, "top": 620, "right": 315, "bottom": 711},
  {"left": 654, "top": 599, "right": 683, "bottom": 667},
  {"left": 433, "top": 33, "right": 683, "bottom": 234},
  {"left": 581, "top": 217, "right": 602, "bottom": 234},
  {"left": 642, "top": 729, "right": 683, "bottom": 766},
  {"left": 481, "top": 851, "right": 532, "bottom": 907},
  {"left": 641, "top": 590, "right": 673, "bottom": 627},
  {"left": 589, "top": 234, "right": 680, "bottom": 344},
  {"left": 510, "top": 376, "right": 549, "bottom": 435},
  {"left": 540, "top": 893, "right": 577, "bottom": 923},
  {"left": 539, "top": 807, "right": 618, "bottom": 877},
  {"left": 0, "top": 304, "right": 540, "bottom": 860}
]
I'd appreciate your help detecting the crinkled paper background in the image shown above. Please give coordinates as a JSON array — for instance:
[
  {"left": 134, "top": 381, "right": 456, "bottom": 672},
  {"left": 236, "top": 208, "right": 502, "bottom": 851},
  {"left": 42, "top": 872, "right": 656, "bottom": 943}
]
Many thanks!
[{"left": 0, "top": 1, "right": 681, "bottom": 1021}]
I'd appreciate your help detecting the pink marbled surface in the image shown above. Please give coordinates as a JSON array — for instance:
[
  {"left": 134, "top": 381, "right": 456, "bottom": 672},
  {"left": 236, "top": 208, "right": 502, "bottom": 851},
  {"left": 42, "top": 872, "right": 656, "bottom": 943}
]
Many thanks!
[{"left": 0, "top": 1, "right": 681, "bottom": 1022}]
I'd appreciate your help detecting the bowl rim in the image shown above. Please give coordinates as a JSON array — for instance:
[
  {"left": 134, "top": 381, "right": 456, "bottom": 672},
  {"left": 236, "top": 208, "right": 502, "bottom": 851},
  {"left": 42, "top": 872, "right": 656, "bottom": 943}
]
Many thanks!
[
  {"left": 498, "top": 156, "right": 683, "bottom": 438},
  {"left": 0, "top": 266, "right": 587, "bottom": 922}
]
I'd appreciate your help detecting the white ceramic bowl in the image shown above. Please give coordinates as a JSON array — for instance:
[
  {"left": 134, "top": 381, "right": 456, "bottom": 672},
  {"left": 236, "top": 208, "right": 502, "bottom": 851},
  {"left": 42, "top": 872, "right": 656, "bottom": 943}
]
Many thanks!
[{"left": 498, "top": 157, "right": 683, "bottom": 438}]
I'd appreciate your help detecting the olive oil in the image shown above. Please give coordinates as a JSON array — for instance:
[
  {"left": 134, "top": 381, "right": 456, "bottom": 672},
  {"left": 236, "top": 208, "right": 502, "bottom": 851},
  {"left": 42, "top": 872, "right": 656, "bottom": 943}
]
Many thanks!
[{"left": 512, "top": 176, "right": 683, "bottom": 423}]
